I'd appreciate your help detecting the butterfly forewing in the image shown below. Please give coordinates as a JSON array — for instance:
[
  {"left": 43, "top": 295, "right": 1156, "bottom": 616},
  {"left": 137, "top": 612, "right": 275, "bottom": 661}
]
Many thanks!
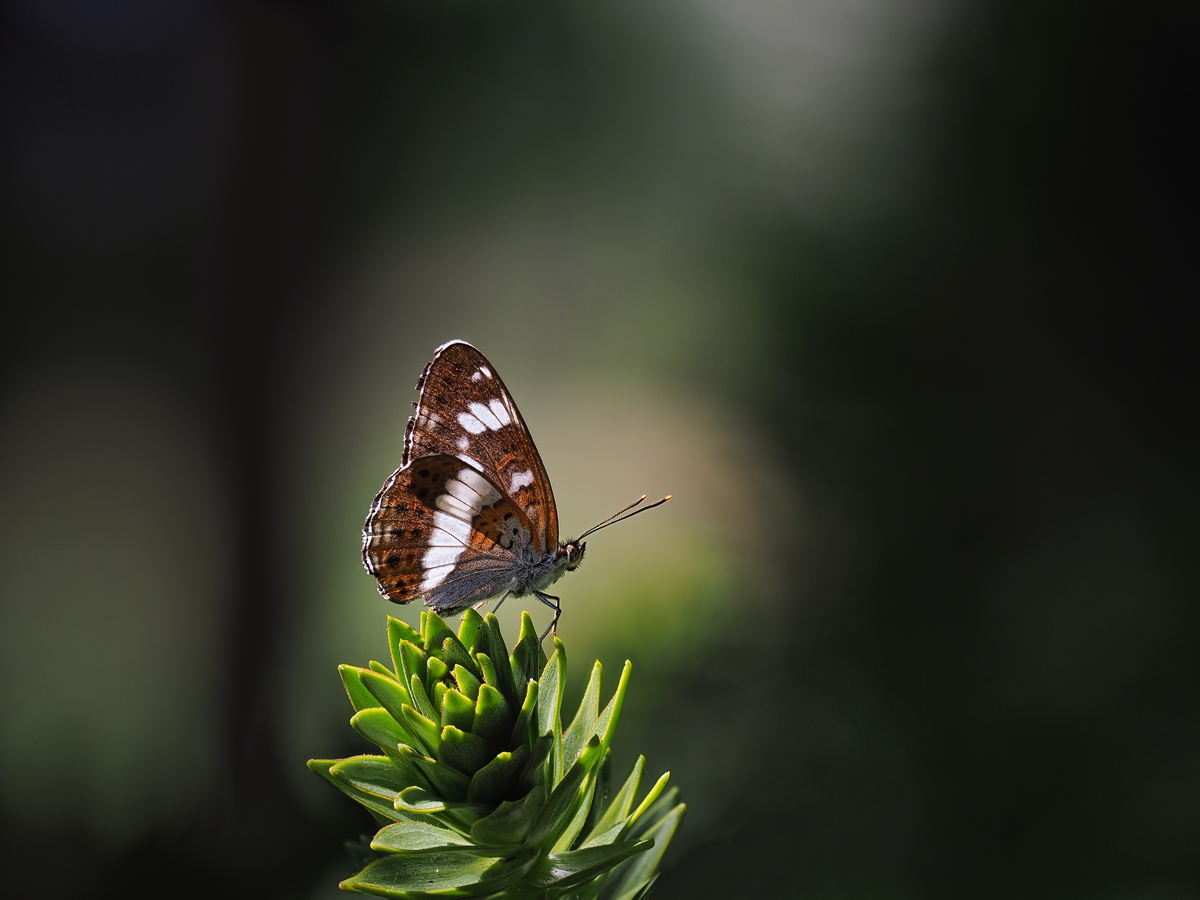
[{"left": 402, "top": 341, "right": 559, "bottom": 553}]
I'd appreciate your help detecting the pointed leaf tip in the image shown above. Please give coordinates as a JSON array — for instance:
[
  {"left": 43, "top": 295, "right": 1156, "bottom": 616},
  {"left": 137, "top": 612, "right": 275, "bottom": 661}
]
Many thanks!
[
  {"left": 350, "top": 708, "right": 411, "bottom": 759},
  {"left": 518, "top": 609, "right": 537, "bottom": 643},
  {"left": 339, "top": 665, "right": 382, "bottom": 713},
  {"left": 510, "top": 610, "right": 543, "bottom": 690},
  {"left": 458, "top": 607, "right": 483, "bottom": 649},
  {"left": 440, "top": 687, "right": 476, "bottom": 733},
  {"left": 467, "top": 745, "right": 529, "bottom": 804},
  {"left": 387, "top": 619, "right": 417, "bottom": 696},
  {"left": 563, "top": 660, "right": 602, "bottom": 773},
  {"left": 510, "top": 678, "right": 539, "bottom": 747},
  {"left": 425, "top": 657, "right": 449, "bottom": 709},
  {"left": 473, "top": 683, "right": 515, "bottom": 749},
  {"left": 360, "top": 669, "right": 415, "bottom": 732},
  {"left": 441, "top": 634, "right": 479, "bottom": 680},
  {"left": 478, "top": 614, "right": 518, "bottom": 706},
  {"left": 367, "top": 659, "right": 397, "bottom": 681},
  {"left": 537, "top": 645, "right": 566, "bottom": 739},
  {"left": 627, "top": 771, "right": 671, "bottom": 831},
  {"left": 423, "top": 610, "right": 456, "bottom": 653},
  {"left": 596, "top": 660, "right": 632, "bottom": 758},
  {"left": 454, "top": 663, "right": 482, "bottom": 702}
]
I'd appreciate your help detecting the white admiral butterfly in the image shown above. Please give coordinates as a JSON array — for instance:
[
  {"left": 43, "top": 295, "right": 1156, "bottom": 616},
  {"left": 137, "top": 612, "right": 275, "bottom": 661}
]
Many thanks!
[{"left": 362, "top": 340, "right": 669, "bottom": 638}]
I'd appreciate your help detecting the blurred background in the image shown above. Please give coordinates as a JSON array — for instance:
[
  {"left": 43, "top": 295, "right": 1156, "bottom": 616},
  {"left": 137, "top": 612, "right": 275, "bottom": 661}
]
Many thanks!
[{"left": 1, "top": 0, "right": 1197, "bottom": 897}]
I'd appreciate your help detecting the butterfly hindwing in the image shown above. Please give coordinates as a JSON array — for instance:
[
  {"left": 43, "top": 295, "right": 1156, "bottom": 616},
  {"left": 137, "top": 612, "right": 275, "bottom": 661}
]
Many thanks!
[
  {"left": 363, "top": 453, "right": 538, "bottom": 612},
  {"left": 403, "top": 341, "right": 559, "bottom": 554}
]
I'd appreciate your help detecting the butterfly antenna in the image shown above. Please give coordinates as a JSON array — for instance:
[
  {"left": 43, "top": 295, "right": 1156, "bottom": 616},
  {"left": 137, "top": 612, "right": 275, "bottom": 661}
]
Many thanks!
[
  {"left": 583, "top": 494, "right": 646, "bottom": 532},
  {"left": 578, "top": 494, "right": 672, "bottom": 540}
]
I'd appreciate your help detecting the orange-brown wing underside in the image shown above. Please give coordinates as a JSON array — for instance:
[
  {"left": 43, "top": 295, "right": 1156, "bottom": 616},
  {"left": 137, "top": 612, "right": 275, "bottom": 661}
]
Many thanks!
[{"left": 363, "top": 453, "right": 536, "bottom": 608}]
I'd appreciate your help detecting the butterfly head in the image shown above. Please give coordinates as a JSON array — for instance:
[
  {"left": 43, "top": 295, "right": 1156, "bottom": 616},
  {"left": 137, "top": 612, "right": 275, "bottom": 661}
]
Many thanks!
[{"left": 558, "top": 539, "right": 586, "bottom": 571}]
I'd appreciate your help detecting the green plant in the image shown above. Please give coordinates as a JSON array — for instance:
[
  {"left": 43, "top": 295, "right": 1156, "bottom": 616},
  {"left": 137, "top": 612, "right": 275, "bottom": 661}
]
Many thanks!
[{"left": 309, "top": 608, "right": 684, "bottom": 898}]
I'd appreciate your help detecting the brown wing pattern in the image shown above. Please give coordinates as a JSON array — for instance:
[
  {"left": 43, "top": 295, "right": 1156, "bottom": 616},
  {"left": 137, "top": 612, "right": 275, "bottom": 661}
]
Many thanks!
[
  {"left": 363, "top": 453, "right": 536, "bottom": 610},
  {"left": 402, "top": 341, "right": 559, "bottom": 553}
]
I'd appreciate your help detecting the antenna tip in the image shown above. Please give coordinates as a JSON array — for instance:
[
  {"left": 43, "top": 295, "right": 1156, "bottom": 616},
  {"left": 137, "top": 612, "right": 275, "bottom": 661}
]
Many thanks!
[{"left": 664, "top": 494, "right": 673, "bottom": 501}]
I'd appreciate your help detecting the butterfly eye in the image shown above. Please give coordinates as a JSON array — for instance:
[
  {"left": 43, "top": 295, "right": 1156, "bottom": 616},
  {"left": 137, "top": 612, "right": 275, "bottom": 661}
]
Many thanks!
[{"left": 564, "top": 542, "right": 585, "bottom": 569}]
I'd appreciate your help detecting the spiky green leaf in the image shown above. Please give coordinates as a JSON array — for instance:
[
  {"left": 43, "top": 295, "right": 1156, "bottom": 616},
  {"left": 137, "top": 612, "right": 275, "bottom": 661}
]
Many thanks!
[
  {"left": 340, "top": 665, "right": 384, "bottom": 713},
  {"left": 394, "top": 786, "right": 474, "bottom": 815},
  {"left": 470, "top": 789, "right": 545, "bottom": 846},
  {"left": 340, "top": 846, "right": 537, "bottom": 896},
  {"left": 598, "top": 804, "right": 685, "bottom": 900},
  {"left": 360, "top": 670, "right": 416, "bottom": 732},
  {"left": 520, "top": 734, "right": 554, "bottom": 795},
  {"left": 527, "top": 736, "right": 600, "bottom": 848},
  {"left": 330, "top": 755, "right": 413, "bottom": 799},
  {"left": 510, "top": 678, "right": 539, "bottom": 748},
  {"left": 473, "top": 683, "right": 514, "bottom": 749},
  {"left": 563, "top": 661, "right": 601, "bottom": 774},
  {"left": 396, "top": 703, "right": 441, "bottom": 757},
  {"left": 351, "top": 708, "right": 411, "bottom": 759},
  {"left": 309, "top": 759, "right": 410, "bottom": 824},
  {"left": 536, "top": 642, "right": 566, "bottom": 740},
  {"left": 399, "top": 641, "right": 428, "bottom": 698},
  {"left": 398, "top": 745, "right": 471, "bottom": 802},
  {"left": 631, "top": 787, "right": 681, "bottom": 838},
  {"left": 368, "top": 660, "right": 398, "bottom": 681},
  {"left": 509, "top": 611, "right": 542, "bottom": 690},
  {"left": 457, "top": 608, "right": 483, "bottom": 653},
  {"left": 475, "top": 652, "right": 501, "bottom": 697},
  {"left": 581, "top": 756, "right": 643, "bottom": 847},
  {"left": 467, "top": 745, "right": 529, "bottom": 804},
  {"left": 626, "top": 772, "right": 671, "bottom": 833},
  {"left": 528, "top": 839, "right": 653, "bottom": 890},
  {"left": 440, "top": 687, "right": 476, "bottom": 733},
  {"left": 454, "top": 664, "right": 482, "bottom": 703},
  {"left": 580, "top": 753, "right": 612, "bottom": 848},
  {"left": 552, "top": 768, "right": 597, "bottom": 853},
  {"left": 438, "top": 726, "right": 491, "bottom": 776},
  {"left": 478, "top": 614, "right": 518, "bottom": 707},
  {"left": 537, "top": 639, "right": 567, "bottom": 787},
  {"left": 387, "top": 617, "right": 421, "bottom": 682},
  {"left": 427, "top": 655, "right": 449, "bottom": 687},
  {"left": 371, "top": 821, "right": 474, "bottom": 852},
  {"left": 407, "top": 672, "right": 440, "bottom": 725},
  {"left": 441, "top": 635, "right": 480, "bottom": 681},
  {"left": 595, "top": 661, "right": 631, "bottom": 759},
  {"left": 422, "top": 611, "right": 457, "bottom": 654},
  {"left": 433, "top": 681, "right": 449, "bottom": 716}
]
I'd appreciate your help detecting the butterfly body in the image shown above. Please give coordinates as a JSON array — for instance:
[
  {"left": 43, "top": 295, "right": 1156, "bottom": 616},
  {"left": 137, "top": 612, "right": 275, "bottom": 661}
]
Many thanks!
[{"left": 362, "top": 341, "right": 586, "bottom": 629}]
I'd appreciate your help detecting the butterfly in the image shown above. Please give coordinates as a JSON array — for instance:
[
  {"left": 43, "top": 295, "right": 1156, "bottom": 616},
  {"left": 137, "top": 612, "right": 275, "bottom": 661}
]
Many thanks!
[{"left": 362, "top": 340, "right": 669, "bottom": 639}]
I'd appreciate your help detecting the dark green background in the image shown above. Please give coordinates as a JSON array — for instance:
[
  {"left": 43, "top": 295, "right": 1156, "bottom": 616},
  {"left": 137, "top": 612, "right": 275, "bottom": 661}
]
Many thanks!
[{"left": 1, "top": 1, "right": 1196, "bottom": 897}]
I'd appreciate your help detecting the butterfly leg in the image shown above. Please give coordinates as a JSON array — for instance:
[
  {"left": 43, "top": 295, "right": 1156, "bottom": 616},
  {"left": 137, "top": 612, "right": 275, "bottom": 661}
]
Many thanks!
[
  {"left": 534, "top": 592, "right": 561, "bottom": 642},
  {"left": 491, "top": 590, "right": 512, "bottom": 614},
  {"left": 474, "top": 590, "right": 512, "bottom": 615}
]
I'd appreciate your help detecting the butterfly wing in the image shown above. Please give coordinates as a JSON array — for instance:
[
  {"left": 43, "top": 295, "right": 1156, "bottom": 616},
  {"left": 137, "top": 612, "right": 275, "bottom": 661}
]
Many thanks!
[
  {"left": 402, "top": 340, "right": 559, "bottom": 554},
  {"left": 363, "top": 454, "right": 539, "bottom": 613}
]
